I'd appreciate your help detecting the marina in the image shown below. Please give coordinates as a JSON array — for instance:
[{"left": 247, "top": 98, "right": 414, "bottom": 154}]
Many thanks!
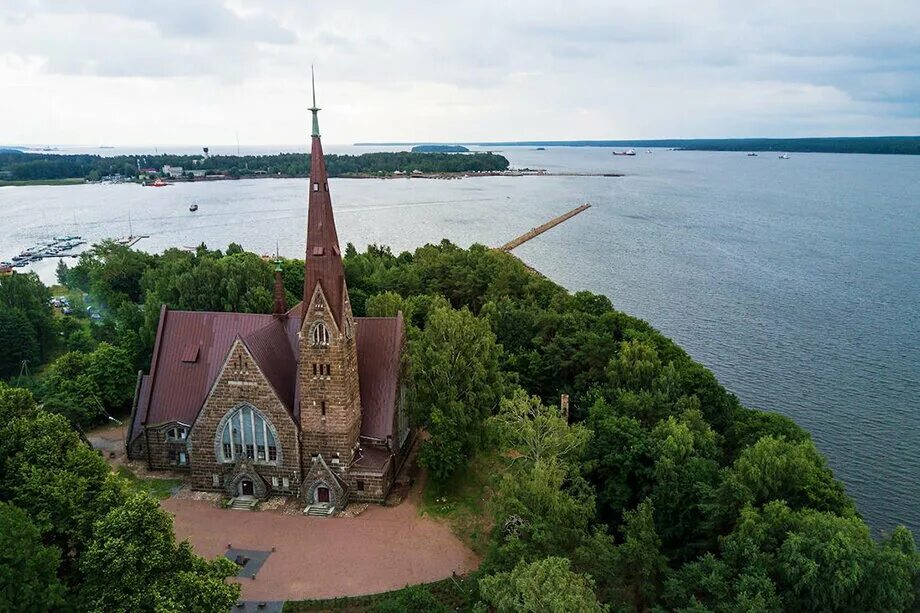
[{"left": 3, "top": 235, "right": 86, "bottom": 270}]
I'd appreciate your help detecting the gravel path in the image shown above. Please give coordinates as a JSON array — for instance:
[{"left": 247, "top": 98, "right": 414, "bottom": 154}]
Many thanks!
[{"left": 161, "top": 489, "right": 479, "bottom": 601}]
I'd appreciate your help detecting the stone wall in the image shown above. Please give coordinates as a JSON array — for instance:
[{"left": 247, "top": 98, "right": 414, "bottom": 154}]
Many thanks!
[
  {"left": 144, "top": 424, "right": 191, "bottom": 472},
  {"left": 348, "top": 456, "right": 394, "bottom": 503},
  {"left": 188, "top": 340, "right": 302, "bottom": 499},
  {"left": 297, "top": 284, "right": 362, "bottom": 470}
]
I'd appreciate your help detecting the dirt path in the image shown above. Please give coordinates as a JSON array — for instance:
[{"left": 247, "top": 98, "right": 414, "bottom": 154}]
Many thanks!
[{"left": 162, "top": 490, "right": 480, "bottom": 601}]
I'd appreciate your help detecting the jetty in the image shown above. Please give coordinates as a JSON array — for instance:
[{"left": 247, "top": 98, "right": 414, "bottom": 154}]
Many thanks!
[{"left": 499, "top": 203, "right": 591, "bottom": 252}]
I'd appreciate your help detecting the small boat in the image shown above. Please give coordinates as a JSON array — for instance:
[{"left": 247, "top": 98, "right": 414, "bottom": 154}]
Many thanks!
[
  {"left": 189, "top": 203, "right": 199, "bottom": 212},
  {"left": 778, "top": 153, "right": 790, "bottom": 159},
  {"left": 150, "top": 178, "right": 169, "bottom": 187},
  {"left": 646, "top": 149, "right": 652, "bottom": 153},
  {"left": 747, "top": 152, "right": 759, "bottom": 157},
  {"left": 613, "top": 149, "right": 636, "bottom": 156}
]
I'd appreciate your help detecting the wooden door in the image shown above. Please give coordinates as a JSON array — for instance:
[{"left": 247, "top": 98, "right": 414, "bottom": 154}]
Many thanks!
[
  {"left": 241, "top": 480, "right": 254, "bottom": 496},
  {"left": 316, "top": 486, "right": 330, "bottom": 503}
]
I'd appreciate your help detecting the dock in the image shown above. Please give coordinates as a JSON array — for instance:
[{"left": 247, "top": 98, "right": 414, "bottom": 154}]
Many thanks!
[{"left": 499, "top": 203, "right": 592, "bottom": 252}]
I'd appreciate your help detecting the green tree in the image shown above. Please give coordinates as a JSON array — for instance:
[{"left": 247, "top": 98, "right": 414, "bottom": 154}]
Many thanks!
[
  {"left": 608, "top": 339, "right": 662, "bottom": 391},
  {"left": 714, "top": 436, "right": 855, "bottom": 525},
  {"left": 584, "top": 399, "right": 656, "bottom": 528},
  {"left": 79, "top": 494, "right": 240, "bottom": 612},
  {"left": 0, "top": 411, "right": 126, "bottom": 567},
  {"left": 366, "top": 290, "right": 414, "bottom": 320},
  {"left": 0, "top": 501, "right": 65, "bottom": 612},
  {"left": 478, "top": 556, "right": 608, "bottom": 612},
  {"left": 411, "top": 306, "right": 506, "bottom": 481},
  {"left": 0, "top": 381, "right": 38, "bottom": 423},
  {"left": 0, "top": 306, "right": 40, "bottom": 378},
  {"left": 723, "top": 502, "right": 918, "bottom": 612},
  {"left": 488, "top": 459, "right": 595, "bottom": 570},
  {"left": 374, "top": 584, "right": 450, "bottom": 613},
  {"left": 0, "top": 272, "right": 54, "bottom": 361},
  {"left": 610, "top": 499, "right": 668, "bottom": 612},
  {"left": 488, "top": 388, "right": 590, "bottom": 468}
]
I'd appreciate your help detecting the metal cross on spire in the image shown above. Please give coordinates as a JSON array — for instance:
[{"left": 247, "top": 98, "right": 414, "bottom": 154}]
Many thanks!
[{"left": 309, "top": 65, "right": 321, "bottom": 137}]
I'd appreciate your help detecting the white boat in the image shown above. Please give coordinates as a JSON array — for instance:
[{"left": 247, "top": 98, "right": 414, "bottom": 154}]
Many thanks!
[
  {"left": 778, "top": 153, "right": 790, "bottom": 159},
  {"left": 747, "top": 152, "right": 758, "bottom": 157}
]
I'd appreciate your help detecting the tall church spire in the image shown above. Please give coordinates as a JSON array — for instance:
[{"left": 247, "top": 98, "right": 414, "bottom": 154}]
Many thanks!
[
  {"left": 309, "top": 65, "right": 321, "bottom": 138},
  {"left": 302, "top": 70, "right": 347, "bottom": 328}
]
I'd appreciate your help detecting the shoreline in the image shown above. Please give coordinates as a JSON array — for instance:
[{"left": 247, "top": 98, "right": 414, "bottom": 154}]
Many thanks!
[{"left": 1, "top": 170, "right": 624, "bottom": 188}]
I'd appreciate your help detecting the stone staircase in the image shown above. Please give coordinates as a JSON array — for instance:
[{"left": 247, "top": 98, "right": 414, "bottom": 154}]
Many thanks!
[
  {"left": 229, "top": 496, "right": 258, "bottom": 511},
  {"left": 304, "top": 503, "right": 335, "bottom": 517}
]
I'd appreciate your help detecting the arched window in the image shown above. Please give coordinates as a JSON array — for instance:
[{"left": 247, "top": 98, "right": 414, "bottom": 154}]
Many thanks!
[
  {"left": 219, "top": 405, "right": 277, "bottom": 464},
  {"left": 311, "top": 321, "right": 330, "bottom": 346},
  {"left": 344, "top": 318, "right": 354, "bottom": 340}
]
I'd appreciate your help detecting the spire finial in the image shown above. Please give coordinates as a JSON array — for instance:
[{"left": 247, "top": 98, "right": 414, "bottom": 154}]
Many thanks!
[{"left": 309, "top": 65, "right": 321, "bottom": 138}]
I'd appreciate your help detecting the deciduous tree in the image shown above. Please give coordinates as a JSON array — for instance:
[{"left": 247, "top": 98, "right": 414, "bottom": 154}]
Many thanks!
[
  {"left": 478, "top": 556, "right": 608, "bottom": 612},
  {"left": 0, "top": 501, "right": 65, "bottom": 612}
]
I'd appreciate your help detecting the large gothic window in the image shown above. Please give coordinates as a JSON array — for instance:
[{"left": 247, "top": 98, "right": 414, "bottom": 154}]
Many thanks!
[
  {"left": 219, "top": 405, "right": 277, "bottom": 464},
  {"left": 312, "top": 321, "right": 330, "bottom": 346}
]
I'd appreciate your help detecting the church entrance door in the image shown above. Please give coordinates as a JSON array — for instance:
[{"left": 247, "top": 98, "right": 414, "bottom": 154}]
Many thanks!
[
  {"left": 316, "top": 486, "right": 330, "bottom": 503},
  {"left": 241, "top": 479, "right": 254, "bottom": 496}
]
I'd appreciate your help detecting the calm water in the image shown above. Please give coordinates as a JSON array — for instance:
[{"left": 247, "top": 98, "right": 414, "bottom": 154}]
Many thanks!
[{"left": 2, "top": 146, "right": 918, "bottom": 536}]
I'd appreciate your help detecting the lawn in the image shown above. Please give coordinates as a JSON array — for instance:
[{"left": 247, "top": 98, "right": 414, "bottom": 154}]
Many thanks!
[
  {"left": 418, "top": 451, "right": 505, "bottom": 557},
  {"left": 116, "top": 466, "right": 183, "bottom": 500}
]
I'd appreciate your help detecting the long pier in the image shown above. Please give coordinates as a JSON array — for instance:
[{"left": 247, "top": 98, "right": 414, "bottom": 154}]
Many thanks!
[{"left": 499, "top": 203, "right": 592, "bottom": 251}]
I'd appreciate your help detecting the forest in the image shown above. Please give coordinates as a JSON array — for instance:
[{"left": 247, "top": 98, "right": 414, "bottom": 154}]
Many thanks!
[
  {"left": 0, "top": 150, "right": 510, "bottom": 182},
  {"left": 1, "top": 240, "right": 918, "bottom": 611}
]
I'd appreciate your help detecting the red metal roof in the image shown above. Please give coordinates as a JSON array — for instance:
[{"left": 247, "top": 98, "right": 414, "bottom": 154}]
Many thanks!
[
  {"left": 140, "top": 309, "right": 280, "bottom": 428},
  {"left": 356, "top": 313, "right": 405, "bottom": 441},
  {"left": 302, "top": 134, "right": 347, "bottom": 328},
  {"left": 133, "top": 307, "right": 404, "bottom": 442},
  {"left": 241, "top": 321, "right": 297, "bottom": 410}
]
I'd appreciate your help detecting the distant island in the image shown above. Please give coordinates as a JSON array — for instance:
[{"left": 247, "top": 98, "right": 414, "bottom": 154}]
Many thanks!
[
  {"left": 358, "top": 136, "right": 920, "bottom": 155},
  {"left": 411, "top": 144, "right": 470, "bottom": 153},
  {"left": 0, "top": 151, "right": 510, "bottom": 185}
]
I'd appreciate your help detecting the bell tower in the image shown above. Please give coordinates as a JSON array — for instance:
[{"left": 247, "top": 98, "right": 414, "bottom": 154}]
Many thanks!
[{"left": 297, "top": 69, "right": 362, "bottom": 473}]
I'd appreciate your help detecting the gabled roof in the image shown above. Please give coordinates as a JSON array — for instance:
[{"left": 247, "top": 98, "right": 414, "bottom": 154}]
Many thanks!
[
  {"left": 356, "top": 313, "right": 405, "bottom": 441},
  {"left": 131, "top": 306, "right": 405, "bottom": 445},
  {"left": 241, "top": 320, "right": 297, "bottom": 411},
  {"left": 136, "top": 309, "right": 281, "bottom": 429}
]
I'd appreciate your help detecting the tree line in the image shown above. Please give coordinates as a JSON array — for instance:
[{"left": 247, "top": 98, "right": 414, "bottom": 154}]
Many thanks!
[
  {"left": 2, "top": 240, "right": 918, "bottom": 611},
  {"left": 0, "top": 150, "right": 510, "bottom": 181}
]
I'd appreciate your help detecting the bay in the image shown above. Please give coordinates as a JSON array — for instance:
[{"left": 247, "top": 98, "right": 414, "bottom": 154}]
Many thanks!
[{"left": 1, "top": 145, "right": 917, "bottom": 536}]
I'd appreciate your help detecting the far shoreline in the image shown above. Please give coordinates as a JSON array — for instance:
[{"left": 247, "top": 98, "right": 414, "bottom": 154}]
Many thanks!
[{"left": 0, "top": 170, "right": 624, "bottom": 188}]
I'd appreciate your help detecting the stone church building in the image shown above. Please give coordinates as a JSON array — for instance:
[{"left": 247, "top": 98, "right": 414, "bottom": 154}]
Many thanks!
[{"left": 126, "top": 93, "right": 410, "bottom": 512}]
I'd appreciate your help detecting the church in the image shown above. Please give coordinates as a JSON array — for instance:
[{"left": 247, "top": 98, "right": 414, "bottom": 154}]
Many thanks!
[{"left": 126, "top": 88, "right": 410, "bottom": 513}]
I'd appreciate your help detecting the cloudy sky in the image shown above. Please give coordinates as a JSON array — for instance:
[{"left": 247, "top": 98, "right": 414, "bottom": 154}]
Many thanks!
[{"left": 1, "top": 1, "right": 918, "bottom": 146}]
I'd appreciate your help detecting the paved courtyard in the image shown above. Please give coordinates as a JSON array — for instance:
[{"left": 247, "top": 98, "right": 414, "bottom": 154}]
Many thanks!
[{"left": 161, "top": 490, "right": 479, "bottom": 601}]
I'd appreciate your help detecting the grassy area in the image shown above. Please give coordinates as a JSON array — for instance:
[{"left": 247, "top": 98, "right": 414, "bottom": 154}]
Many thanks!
[
  {"left": 116, "top": 466, "right": 183, "bottom": 500},
  {"left": 419, "top": 451, "right": 505, "bottom": 557},
  {"left": 283, "top": 576, "right": 474, "bottom": 612},
  {"left": 0, "top": 178, "right": 85, "bottom": 186}
]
